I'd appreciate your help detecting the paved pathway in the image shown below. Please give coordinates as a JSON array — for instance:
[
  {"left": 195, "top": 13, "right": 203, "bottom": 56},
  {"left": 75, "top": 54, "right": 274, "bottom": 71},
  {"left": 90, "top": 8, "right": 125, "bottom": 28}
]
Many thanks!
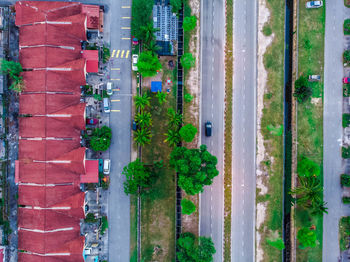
[{"left": 323, "top": 2, "right": 350, "bottom": 261}]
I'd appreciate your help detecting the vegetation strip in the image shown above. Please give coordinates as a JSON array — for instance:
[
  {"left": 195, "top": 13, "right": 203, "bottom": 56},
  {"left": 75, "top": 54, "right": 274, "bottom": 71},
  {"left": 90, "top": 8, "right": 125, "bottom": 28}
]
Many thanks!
[{"left": 223, "top": 0, "right": 233, "bottom": 259}]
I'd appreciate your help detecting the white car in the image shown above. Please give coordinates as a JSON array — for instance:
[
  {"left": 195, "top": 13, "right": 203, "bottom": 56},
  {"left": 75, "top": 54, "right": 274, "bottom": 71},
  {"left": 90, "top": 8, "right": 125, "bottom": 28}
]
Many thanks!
[
  {"left": 103, "top": 159, "right": 110, "bottom": 175},
  {"left": 132, "top": 54, "right": 138, "bottom": 71},
  {"left": 106, "top": 82, "right": 113, "bottom": 96},
  {"left": 306, "top": 1, "right": 323, "bottom": 8}
]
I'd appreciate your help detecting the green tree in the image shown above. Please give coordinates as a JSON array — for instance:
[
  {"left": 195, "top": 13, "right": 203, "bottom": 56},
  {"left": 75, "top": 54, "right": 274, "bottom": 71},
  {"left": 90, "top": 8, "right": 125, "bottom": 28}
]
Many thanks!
[
  {"left": 139, "top": 22, "right": 159, "bottom": 44},
  {"left": 267, "top": 237, "right": 285, "bottom": 250},
  {"left": 144, "top": 40, "right": 161, "bottom": 55},
  {"left": 177, "top": 232, "right": 216, "bottom": 262},
  {"left": 289, "top": 177, "right": 323, "bottom": 208},
  {"left": 170, "top": 145, "right": 219, "bottom": 195},
  {"left": 297, "top": 227, "right": 317, "bottom": 249},
  {"left": 294, "top": 75, "right": 312, "bottom": 103},
  {"left": 134, "top": 128, "right": 152, "bottom": 146},
  {"left": 137, "top": 51, "right": 162, "bottom": 77},
  {"left": 342, "top": 146, "right": 350, "bottom": 158},
  {"left": 167, "top": 108, "right": 183, "bottom": 128},
  {"left": 183, "top": 16, "right": 197, "bottom": 32},
  {"left": 181, "top": 199, "right": 196, "bottom": 215},
  {"left": 343, "top": 113, "right": 350, "bottom": 127},
  {"left": 134, "top": 93, "right": 151, "bottom": 111},
  {"left": 341, "top": 174, "right": 350, "bottom": 186},
  {"left": 135, "top": 111, "right": 152, "bottom": 128},
  {"left": 297, "top": 156, "right": 320, "bottom": 177},
  {"left": 156, "top": 91, "right": 167, "bottom": 105},
  {"left": 164, "top": 128, "right": 180, "bottom": 147},
  {"left": 1, "top": 60, "right": 24, "bottom": 92},
  {"left": 131, "top": 0, "right": 154, "bottom": 40},
  {"left": 122, "top": 158, "right": 154, "bottom": 195},
  {"left": 170, "top": 0, "right": 182, "bottom": 14},
  {"left": 310, "top": 201, "right": 328, "bottom": 216},
  {"left": 180, "top": 53, "right": 195, "bottom": 69},
  {"left": 90, "top": 126, "right": 112, "bottom": 151},
  {"left": 179, "top": 124, "right": 197, "bottom": 142},
  {"left": 184, "top": 93, "right": 194, "bottom": 103}
]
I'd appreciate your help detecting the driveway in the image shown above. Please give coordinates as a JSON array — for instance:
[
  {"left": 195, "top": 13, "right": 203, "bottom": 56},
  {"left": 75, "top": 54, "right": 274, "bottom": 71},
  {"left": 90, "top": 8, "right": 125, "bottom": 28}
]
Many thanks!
[
  {"left": 199, "top": 0, "right": 225, "bottom": 260},
  {"left": 231, "top": 0, "right": 257, "bottom": 261},
  {"left": 323, "top": 1, "right": 350, "bottom": 261}
]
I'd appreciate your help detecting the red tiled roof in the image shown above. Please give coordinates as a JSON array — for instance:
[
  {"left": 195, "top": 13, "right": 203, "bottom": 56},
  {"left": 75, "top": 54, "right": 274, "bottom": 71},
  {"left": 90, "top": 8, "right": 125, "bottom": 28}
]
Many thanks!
[
  {"left": 19, "top": 253, "right": 84, "bottom": 262},
  {"left": 81, "top": 4, "right": 99, "bottom": 29},
  {"left": 82, "top": 50, "right": 99, "bottom": 73},
  {"left": 80, "top": 160, "right": 99, "bottom": 183}
]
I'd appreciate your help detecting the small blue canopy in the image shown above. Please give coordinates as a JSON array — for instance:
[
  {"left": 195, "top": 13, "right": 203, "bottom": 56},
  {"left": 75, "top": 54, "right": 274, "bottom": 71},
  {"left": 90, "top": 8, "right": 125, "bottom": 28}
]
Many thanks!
[{"left": 151, "top": 81, "right": 162, "bottom": 93}]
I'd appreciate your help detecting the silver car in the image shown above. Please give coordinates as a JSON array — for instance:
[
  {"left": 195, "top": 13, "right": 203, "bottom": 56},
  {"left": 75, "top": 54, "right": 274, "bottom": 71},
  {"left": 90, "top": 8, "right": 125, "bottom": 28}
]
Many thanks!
[
  {"left": 306, "top": 1, "right": 323, "bottom": 8},
  {"left": 132, "top": 54, "right": 138, "bottom": 71}
]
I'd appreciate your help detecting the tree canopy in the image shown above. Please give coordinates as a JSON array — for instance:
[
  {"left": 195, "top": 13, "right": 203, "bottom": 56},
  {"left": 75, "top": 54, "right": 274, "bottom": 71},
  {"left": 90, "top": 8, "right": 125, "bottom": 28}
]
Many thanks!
[
  {"left": 294, "top": 75, "right": 312, "bottom": 103},
  {"left": 134, "top": 93, "right": 151, "bottom": 111},
  {"left": 1, "top": 60, "right": 24, "bottom": 92},
  {"left": 179, "top": 124, "right": 197, "bottom": 142},
  {"left": 297, "top": 156, "right": 320, "bottom": 177},
  {"left": 137, "top": 51, "right": 162, "bottom": 77},
  {"left": 89, "top": 126, "right": 112, "bottom": 151},
  {"left": 170, "top": 0, "right": 182, "bottom": 14},
  {"left": 122, "top": 158, "right": 161, "bottom": 195},
  {"left": 177, "top": 232, "right": 216, "bottom": 262},
  {"left": 183, "top": 16, "right": 197, "bottom": 32},
  {"left": 170, "top": 145, "right": 219, "bottom": 195},
  {"left": 297, "top": 227, "right": 317, "bottom": 249},
  {"left": 180, "top": 53, "right": 196, "bottom": 69},
  {"left": 131, "top": 0, "right": 154, "bottom": 40},
  {"left": 181, "top": 199, "right": 196, "bottom": 215}
]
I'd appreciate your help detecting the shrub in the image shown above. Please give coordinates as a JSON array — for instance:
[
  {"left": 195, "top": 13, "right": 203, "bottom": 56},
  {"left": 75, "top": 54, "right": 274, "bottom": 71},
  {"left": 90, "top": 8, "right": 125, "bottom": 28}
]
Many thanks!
[
  {"left": 180, "top": 53, "right": 195, "bottom": 69},
  {"left": 345, "top": 19, "right": 350, "bottom": 35},
  {"left": 184, "top": 93, "right": 193, "bottom": 103},
  {"left": 262, "top": 24, "right": 272, "bottom": 36},
  {"left": 100, "top": 216, "right": 108, "bottom": 235},
  {"left": 267, "top": 237, "right": 285, "bottom": 250},
  {"left": 343, "top": 114, "right": 350, "bottom": 128},
  {"left": 183, "top": 16, "right": 197, "bottom": 32},
  {"left": 344, "top": 50, "right": 350, "bottom": 63},
  {"left": 85, "top": 213, "right": 98, "bottom": 223},
  {"left": 342, "top": 147, "right": 350, "bottom": 159},
  {"left": 294, "top": 75, "right": 312, "bottom": 103},
  {"left": 297, "top": 227, "right": 317, "bottom": 249},
  {"left": 179, "top": 124, "right": 197, "bottom": 142},
  {"left": 341, "top": 174, "right": 350, "bottom": 186},
  {"left": 344, "top": 84, "right": 350, "bottom": 97},
  {"left": 181, "top": 199, "right": 196, "bottom": 215},
  {"left": 102, "top": 45, "right": 110, "bottom": 63},
  {"left": 343, "top": 197, "right": 350, "bottom": 204},
  {"left": 297, "top": 156, "right": 320, "bottom": 177}
]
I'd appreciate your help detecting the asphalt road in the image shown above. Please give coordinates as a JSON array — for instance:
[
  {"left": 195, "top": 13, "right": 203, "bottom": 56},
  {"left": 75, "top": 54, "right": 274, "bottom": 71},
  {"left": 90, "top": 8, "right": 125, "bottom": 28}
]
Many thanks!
[
  {"left": 323, "top": 2, "right": 350, "bottom": 261},
  {"left": 231, "top": 0, "right": 257, "bottom": 261},
  {"left": 106, "top": 0, "right": 132, "bottom": 261},
  {"left": 199, "top": 0, "right": 225, "bottom": 260}
]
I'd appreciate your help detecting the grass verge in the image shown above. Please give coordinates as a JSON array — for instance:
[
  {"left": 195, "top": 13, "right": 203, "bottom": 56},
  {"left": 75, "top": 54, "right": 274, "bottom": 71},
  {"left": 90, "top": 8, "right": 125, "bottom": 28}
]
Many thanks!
[
  {"left": 130, "top": 195, "right": 138, "bottom": 262},
  {"left": 339, "top": 216, "right": 350, "bottom": 251},
  {"left": 141, "top": 92, "right": 176, "bottom": 261},
  {"left": 257, "top": 0, "right": 285, "bottom": 260},
  {"left": 223, "top": 0, "right": 233, "bottom": 260},
  {"left": 295, "top": 1, "right": 325, "bottom": 261}
]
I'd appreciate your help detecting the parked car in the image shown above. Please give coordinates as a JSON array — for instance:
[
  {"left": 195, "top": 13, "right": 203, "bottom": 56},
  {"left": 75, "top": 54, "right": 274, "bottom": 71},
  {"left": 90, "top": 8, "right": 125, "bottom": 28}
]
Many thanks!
[
  {"left": 103, "top": 159, "right": 111, "bottom": 175},
  {"left": 205, "top": 121, "right": 212, "bottom": 137},
  {"left": 86, "top": 118, "right": 98, "bottom": 125},
  {"left": 106, "top": 82, "right": 113, "bottom": 96},
  {"left": 308, "top": 75, "right": 321, "bottom": 81},
  {"left": 344, "top": 77, "right": 350, "bottom": 84},
  {"left": 132, "top": 120, "right": 138, "bottom": 131},
  {"left": 132, "top": 54, "right": 139, "bottom": 71},
  {"left": 306, "top": 1, "right": 323, "bottom": 8},
  {"left": 103, "top": 97, "right": 110, "bottom": 113}
]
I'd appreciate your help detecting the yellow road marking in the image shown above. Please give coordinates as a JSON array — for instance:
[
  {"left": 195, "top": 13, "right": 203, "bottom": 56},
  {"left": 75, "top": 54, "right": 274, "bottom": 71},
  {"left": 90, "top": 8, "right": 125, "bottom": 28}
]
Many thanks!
[
  {"left": 111, "top": 78, "right": 120, "bottom": 81},
  {"left": 111, "top": 49, "right": 115, "bottom": 58},
  {"left": 111, "top": 68, "right": 120, "bottom": 70},
  {"left": 111, "top": 99, "right": 120, "bottom": 102},
  {"left": 115, "top": 50, "right": 120, "bottom": 58},
  {"left": 111, "top": 110, "right": 120, "bottom": 112},
  {"left": 122, "top": 17, "right": 131, "bottom": 19},
  {"left": 122, "top": 37, "right": 131, "bottom": 40},
  {"left": 121, "top": 27, "right": 131, "bottom": 29},
  {"left": 112, "top": 89, "right": 120, "bottom": 91},
  {"left": 121, "top": 50, "right": 125, "bottom": 58},
  {"left": 125, "top": 50, "right": 130, "bottom": 58},
  {"left": 122, "top": 6, "right": 131, "bottom": 8}
]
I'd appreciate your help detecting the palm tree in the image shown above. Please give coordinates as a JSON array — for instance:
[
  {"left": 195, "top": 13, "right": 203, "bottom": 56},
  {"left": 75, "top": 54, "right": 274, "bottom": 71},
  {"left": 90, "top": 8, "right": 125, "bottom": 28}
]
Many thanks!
[
  {"left": 134, "top": 93, "right": 151, "bottom": 111},
  {"left": 311, "top": 201, "right": 328, "bottom": 216},
  {"left": 164, "top": 128, "right": 180, "bottom": 147},
  {"left": 290, "top": 177, "right": 323, "bottom": 208},
  {"left": 140, "top": 23, "right": 159, "bottom": 45},
  {"left": 144, "top": 40, "right": 161, "bottom": 55},
  {"left": 134, "top": 128, "right": 152, "bottom": 146},
  {"left": 167, "top": 108, "right": 182, "bottom": 128},
  {"left": 135, "top": 111, "right": 152, "bottom": 128},
  {"left": 156, "top": 91, "right": 167, "bottom": 105}
]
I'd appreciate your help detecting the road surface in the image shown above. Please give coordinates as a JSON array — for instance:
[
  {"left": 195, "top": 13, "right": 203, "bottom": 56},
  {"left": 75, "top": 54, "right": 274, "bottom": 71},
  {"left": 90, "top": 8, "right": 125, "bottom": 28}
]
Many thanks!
[
  {"left": 107, "top": 0, "right": 132, "bottom": 261},
  {"left": 231, "top": 0, "right": 257, "bottom": 261},
  {"left": 323, "top": 2, "right": 350, "bottom": 261},
  {"left": 199, "top": 0, "right": 225, "bottom": 260}
]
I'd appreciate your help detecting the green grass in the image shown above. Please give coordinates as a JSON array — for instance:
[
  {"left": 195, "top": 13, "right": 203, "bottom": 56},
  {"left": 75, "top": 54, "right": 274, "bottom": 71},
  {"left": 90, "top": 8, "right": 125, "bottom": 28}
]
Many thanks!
[
  {"left": 256, "top": 0, "right": 285, "bottom": 260},
  {"left": 296, "top": 1, "right": 325, "bottom": 261},
  {"left": 140, "top": 92, "right": 176, "bottom": 261},
  {"left": 339, "top": 217, "right": 350, "bottom": 251},
  {"left": 130, "top": 195, "right": 138, "bottom": 262},
  {"left": 223, "top": 0, "right": 233, "bottom": 260}
]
